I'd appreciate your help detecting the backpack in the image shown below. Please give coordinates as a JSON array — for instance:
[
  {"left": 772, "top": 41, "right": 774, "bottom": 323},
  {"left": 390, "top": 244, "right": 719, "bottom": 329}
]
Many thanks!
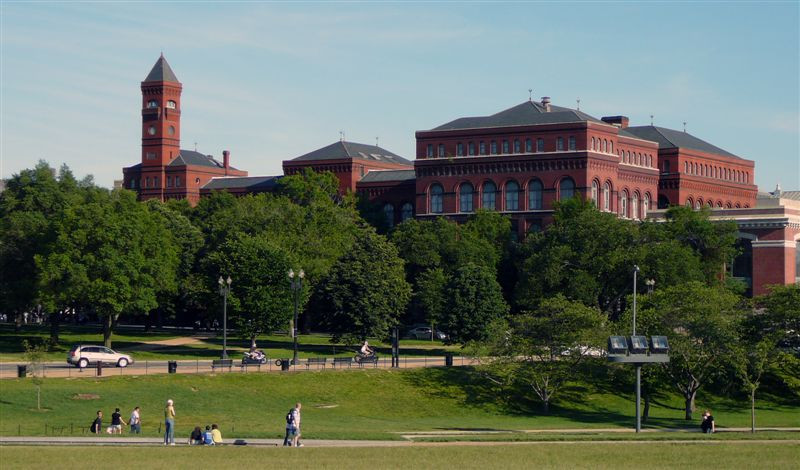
[{"left": 285, "top": 409, "right": 295, "bottom": 426}]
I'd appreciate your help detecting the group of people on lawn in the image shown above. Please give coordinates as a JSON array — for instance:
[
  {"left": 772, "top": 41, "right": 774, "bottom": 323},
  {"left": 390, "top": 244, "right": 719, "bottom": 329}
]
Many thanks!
[{"left": 90, "top": 406, "right": 141, "bottom": 435}]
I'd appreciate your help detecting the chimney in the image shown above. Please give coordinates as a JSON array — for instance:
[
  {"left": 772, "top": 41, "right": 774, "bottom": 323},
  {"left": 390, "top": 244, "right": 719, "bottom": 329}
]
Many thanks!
[
  {"left": 541, "top": 96, "right": 551, "bottom": 112},
  {"left": 222, "top": 150, "right": 230, "bottom": 175},
  {"left": 601, "top": 116, "right": 629, "bottom": 129}
]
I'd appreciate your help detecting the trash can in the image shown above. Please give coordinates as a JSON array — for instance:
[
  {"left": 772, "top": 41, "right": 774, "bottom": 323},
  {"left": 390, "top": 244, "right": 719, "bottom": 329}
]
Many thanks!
[
  {"left": 168, "top": 361, "right": 177, "bottom": 374},
  {"left": 445, "top": 353, "right": 453, "bottom": 367},
  {"left": 280, "top": 359, "right": 290, "bottom": 371},
  {"left": 17, "top": 365, "right": 27, "bottom": 378}
]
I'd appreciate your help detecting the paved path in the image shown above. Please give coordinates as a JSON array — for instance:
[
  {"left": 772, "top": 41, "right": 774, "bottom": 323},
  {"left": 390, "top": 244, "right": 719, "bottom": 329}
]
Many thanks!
[{"left": 1, "top": 435, "right": 798, "bottom": 448}]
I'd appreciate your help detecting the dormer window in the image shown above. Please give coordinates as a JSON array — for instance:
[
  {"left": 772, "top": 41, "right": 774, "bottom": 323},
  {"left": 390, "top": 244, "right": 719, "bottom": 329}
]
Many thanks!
[
  {"left": 166, "top": 100, "right": 177, "bottom": 109},
  {"left": 147, "top": 100, "right": 158, "bottom": 108}
]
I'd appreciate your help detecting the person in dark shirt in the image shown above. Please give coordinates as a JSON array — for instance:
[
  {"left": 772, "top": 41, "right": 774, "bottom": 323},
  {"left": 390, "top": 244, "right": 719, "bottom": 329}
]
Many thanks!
[
  {"left": 91, "top": 410, "right": 103, "bottom": 434},
  {"left": 701, "top": 409, "right": 715, "bottom": 434},
  {"left": 110, "top": 407, "right": 126, "bottom": 434},
  {"left": 189, "top": 426, "right": 203, "bottom": 445}
]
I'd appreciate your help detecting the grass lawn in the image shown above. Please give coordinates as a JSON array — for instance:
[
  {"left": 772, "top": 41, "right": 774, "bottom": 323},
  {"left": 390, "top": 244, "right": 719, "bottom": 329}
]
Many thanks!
[
  {"left": 1, "top": 443, "right": 798, "bottom": 470},
  {"left": 1, "top": 367, "right": 797, "bottom": 440},
  {"left": 0, "top": 324, "right": 457, "bottom": 362}
]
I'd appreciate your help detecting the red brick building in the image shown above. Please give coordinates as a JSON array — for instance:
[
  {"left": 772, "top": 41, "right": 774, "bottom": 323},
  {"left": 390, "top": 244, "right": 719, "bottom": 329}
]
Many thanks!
[{"left": 122, "top": 55, "right": 246, "bottom": 205}]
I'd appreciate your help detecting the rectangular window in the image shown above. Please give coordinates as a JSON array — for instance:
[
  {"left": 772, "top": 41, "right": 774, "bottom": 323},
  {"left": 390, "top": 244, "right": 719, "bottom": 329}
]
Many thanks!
[
  {"left": 426, "top": 144, "right": 433, "bottom": 158},
  {"left": 569, "top": 136, "right": 576, "bottom": 151},
  {"left": 175, "top": 176, "right": 180, "bottom": 187},
  {"left": 167, "top": 176, "right": 172, "bottom": 188},
  {"left": 438, "top": 144, "right": 445, "bottom": 158},
  {"left": 525, "top": 138, "right": 532, "bottom": 153},
  {"left": 457, "top": 143, "right": 464, "bottom": 156},
  {"left": 557, "top": 137, "right": 564, "bottom": 151},
  {"left": 468, "top": 142, "right": 475, "bottom": 156},
  {"left": 479, "top": 141, "right": 486, "bottom": 155},
  {"left": 514, "top": 139, "right": 521, "bottom": 153},
  {"left": 491, "top": 141, "right": 497, "bottom": 154},
  {"left": 537, "top": 138, "right": 545, "bottom": 152},
  {"left": 502, "top": 140, "right": 509, "bottom": 154},
  {"left": 146, "top": 152, "right": 156, "bottom": 160}
]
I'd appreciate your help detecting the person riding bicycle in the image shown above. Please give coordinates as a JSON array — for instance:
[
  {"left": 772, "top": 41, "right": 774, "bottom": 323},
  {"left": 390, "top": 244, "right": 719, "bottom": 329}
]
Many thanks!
[{"left": 359, "top": 341, "right": 374, "bottom": 358}]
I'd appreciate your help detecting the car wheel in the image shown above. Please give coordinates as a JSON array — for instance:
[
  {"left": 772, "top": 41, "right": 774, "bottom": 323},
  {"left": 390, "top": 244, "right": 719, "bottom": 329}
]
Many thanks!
[
  {"left": 117, "top": 358, "right": 128, "bottom": 368},
  {"left": 78, "top": 358, "right": 89, "bottom": 369}
]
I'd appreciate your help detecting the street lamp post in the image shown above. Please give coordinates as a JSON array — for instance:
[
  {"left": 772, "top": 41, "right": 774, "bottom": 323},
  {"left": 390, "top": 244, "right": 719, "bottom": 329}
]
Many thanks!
[
  {"left": 288, "top": 269, "right": 304, "bottom": 365},
  {"left": 218, "top": 276, "right": 232, "bottom": 359},
  {"left": 632, "top": 265, "right": 641, "bottom": 433},
  {"left": 646, "top": 278, "right": 655, "bottom": 294}
]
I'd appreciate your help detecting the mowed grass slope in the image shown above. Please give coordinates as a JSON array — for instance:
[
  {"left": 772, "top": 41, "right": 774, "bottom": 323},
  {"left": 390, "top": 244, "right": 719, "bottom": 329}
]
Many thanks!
[
  {"left": 2, "top": 443, "right": 799, "bottom": 470},
  {"left": 1, "top": 367, "right": 797, "bottom": 440}
]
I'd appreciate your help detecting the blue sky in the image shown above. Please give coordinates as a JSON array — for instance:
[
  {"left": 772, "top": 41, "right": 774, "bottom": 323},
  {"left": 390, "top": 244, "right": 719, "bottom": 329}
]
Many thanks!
[{"left": 2, "top": 2, "right": 798, "bottom": 190}]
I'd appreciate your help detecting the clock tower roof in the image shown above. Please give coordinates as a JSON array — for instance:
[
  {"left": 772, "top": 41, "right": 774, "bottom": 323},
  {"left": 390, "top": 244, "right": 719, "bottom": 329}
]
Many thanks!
[{"left": 144, "top": 54, "right": 179, "bottom": 83}]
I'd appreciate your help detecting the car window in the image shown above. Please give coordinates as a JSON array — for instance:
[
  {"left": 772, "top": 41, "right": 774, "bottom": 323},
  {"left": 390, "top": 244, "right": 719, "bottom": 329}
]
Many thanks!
[
  {"left": 101, "top": 348, "right": 114, "bottom": 355},
  {"left": 82, "top": 347, "right": 98, "bottom": 353}
]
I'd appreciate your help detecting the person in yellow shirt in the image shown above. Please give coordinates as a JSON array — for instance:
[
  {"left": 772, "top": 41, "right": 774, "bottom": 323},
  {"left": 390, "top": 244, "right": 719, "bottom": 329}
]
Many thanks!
[{"left": 211, "top": 423, "right": 222, "bottom": 444}]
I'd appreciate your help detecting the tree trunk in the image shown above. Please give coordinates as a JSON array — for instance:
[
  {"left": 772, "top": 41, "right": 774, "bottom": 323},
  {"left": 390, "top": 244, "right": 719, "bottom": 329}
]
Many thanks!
[
  {"left": 36, "top": 385, "right": 41, "bottom": 410},
  {"left": 49, "top": 311, "right": 60, "bottom": 345},
  {"left": 684, "top": 390, "right": 696, "bottom": 420},
  {"left": 751, "top": 388, "right": 756, "bottom": 433},
  {"left": 643, "top": 392, "right": 651, "bottom": 423},
  {"left": 103, "top": 316, "right": 113, "bottom": 348},
  {"left": 542, "top": 400, "right": 549, "bottom": 414},
  {"left": 144, "top": 314, "right": 152, "bottom": 332}
]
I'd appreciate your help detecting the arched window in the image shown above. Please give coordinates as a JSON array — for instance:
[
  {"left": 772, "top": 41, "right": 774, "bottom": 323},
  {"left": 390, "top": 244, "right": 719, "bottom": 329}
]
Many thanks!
[
  {"left": 536, "top": 138, "right": 544, "bottom": 152},
  {"left": 664, "top": 160, "right": 670, "bottom": 173},
  {"left": 632, "top": 192, "right": 639, "bottom": 219},
  {"left": 430, "top": 184, "right": 444, "bottom": 214},
  {"left": 568, "top": 136, "right": 576, "bottom": 150},
  {"left": 642, "top": 194, "right": 650, "bottom": 218},
  {"left": 482, "top": 181, "right": 497, "bottom": 210},
  {"left": 166, "top": 100, "right": 177, "bottom": 109},
  {"left": 686, "top": 197, "right": 693, "bottom": 207},
  {"left": 528, "top": 180, "right": 543, "bottom": 210},
  {"left": 609, "top": 141, "right": 614, "bottom": 154},
  {"left": 626, "top": 151, "right": 631, "bottom": 163},
  {"left": 383, "top": 204, "right": 395, "bottom": 228},
  {"left": 513, "top": 139, "right": 521, "bottom": 153},
  {"left": 707, "top": 200, "right": 714, "bottom": 207},
  {"left": 603, "top": 182, "right": 610, "bottom": 211},
  {"left": 591, "top": 137, "right": 596, "bottom": 151},
  {"left": 591, "top": 180, "right": 599, "bottom": 206},
  {"left": 717, "top": 201, "right": 723, "bottom": 208},
  {"left": 559, "top": 178, "right": 575, "bottom": 200},
  {"left": 401, "top": 202, "right": 413, "bottom": 221},
  {"left": 620, "top": 190, "right": 628, "bottom": 218},
  {"left": 505, "top": 181, "right": 520, "bottom": 211},
  {"left": 147, "top": 100, "right": 158, "bottom": 108},
  {"left": 459, "top": 182, "right": 474, "bottom": 213},
  {"left": 726, "top": 202, "right": 732, "bottom": 208},
  {"left": 695, "top": 199, "right": 702, "bottom": 210},
  {"left": 557, "top": 137, "right": 564, "bottom": 151},
  {"left": 685, "top": 162, "right": 689, "bottom": 173},
  {"left": 735, "top": 202, "right": 741, "bottom": 208},
  {"left": 525, "top": 138, "right": 532, "bottom": 152},
  {"left": 602, "top": 139, "right": 607, "bottom": 153}
]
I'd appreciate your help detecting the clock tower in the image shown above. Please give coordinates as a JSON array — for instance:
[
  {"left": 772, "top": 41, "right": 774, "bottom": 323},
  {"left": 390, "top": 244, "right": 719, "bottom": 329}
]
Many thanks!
[{"left": 140, "top": 54, "right": 182, "bottom": 200}]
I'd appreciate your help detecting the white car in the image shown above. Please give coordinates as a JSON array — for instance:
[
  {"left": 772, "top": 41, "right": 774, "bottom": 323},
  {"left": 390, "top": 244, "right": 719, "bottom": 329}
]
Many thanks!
[
  {"left": 67, "top": 345, "right": 134, "bottom": 368},
  {"left": 407, "top": 327, "right": 448, "bottom": 340}
]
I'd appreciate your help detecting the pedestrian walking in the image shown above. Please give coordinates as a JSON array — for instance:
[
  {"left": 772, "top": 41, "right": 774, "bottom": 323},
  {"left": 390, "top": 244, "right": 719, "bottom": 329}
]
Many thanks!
[
  {"left": 291, "top": 402, "right": 303, "bottom": 447},
  {"left": 129, "top": 407, "right": 141, "bottom": 434},
  {"left": 110, "top": 407, "right": 127, "bottom": 434},
  {"left": 164, "top": 399, "right": 176, "bottom": 445},
  {"left": 701, "top": 409, "right": 715, "bottom": 434}
]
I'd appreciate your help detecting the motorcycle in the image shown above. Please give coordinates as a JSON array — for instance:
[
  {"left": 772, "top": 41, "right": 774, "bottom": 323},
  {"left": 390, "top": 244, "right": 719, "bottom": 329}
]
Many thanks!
[
  {"left": 353, "top": 351, "right": 378, "bottom": 364},
  {"left": 242, "top": 350, "right": 267, "bottom": 365}
]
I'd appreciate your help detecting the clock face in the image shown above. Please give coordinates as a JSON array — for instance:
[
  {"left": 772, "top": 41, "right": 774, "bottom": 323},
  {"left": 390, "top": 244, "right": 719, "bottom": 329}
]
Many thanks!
[
  {"left": 148, "top": 126, "right": 156, "bottom": 136},
  {"left": 168, "top": 126, "right": 175, "bottom": 136}
]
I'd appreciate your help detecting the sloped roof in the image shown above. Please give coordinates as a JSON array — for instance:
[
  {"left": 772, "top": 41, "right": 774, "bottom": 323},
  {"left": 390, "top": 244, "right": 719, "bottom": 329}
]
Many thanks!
[
  {"left": 168, "top": 150, "right": 237, "bottom": 169},
  {"left": 290, "top": 141, "right": 412, "bottom": 165},
  {"left": 430, "top": 100, "right": 605, "bottom": 131},
  {"left": 144, "top": 55, "right": 179, "bottom": 83},
  {"left": 622, "top": 126, "right": 741, "bottom": 159},
  {"left": 359, "top": 169, "right": 416, "bottom": 183},
  {"left": 202, "top": 176, "right": 281, "bottom": 191}
]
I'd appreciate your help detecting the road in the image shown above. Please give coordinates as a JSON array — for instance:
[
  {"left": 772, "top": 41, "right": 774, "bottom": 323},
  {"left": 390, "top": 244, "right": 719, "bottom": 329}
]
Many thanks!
[{"left": 1, "top": 356, "right": 477, "bottom": 379}]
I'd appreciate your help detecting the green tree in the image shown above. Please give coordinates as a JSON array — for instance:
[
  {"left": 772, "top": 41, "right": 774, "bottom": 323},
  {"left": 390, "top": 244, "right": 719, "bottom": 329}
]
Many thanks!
[
  {"left": 207, "top": 234, "right": 294, "bottom": 348},
  {"left": 632, "top": 282, "right": 742, "bottom": 420},
  {"left": 479, "top": 295, "right": 605, "bottom": 413},
  {"left": 22, "top": 339, "right": 49, "bottom": 410},
  {"left": 37, "top": 189, "right": 179, "bottom": 348},
  {"left": 439, "top": 263, "right": 509, "bottom": 345},
  {"left": 311, "top": 229, "right": 411, "bottom": 343},
  {"left": 0, "top": 162, "right": 85, "bottom": 341},
  {"left": 415, "top": 268, "right": 447, "bottom": 340}
]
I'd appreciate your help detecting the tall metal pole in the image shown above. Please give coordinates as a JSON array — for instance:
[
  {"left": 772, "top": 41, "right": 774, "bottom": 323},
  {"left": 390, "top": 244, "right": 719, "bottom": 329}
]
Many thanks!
[
  {"left": 292, "top": 283, "right": 298, "bottom": 365},
  {"left": 633, "top": 265, "right": 640, "bottom": 433},
  {"left": 222, "top": 289, "right": 228, "bottom": 359}
]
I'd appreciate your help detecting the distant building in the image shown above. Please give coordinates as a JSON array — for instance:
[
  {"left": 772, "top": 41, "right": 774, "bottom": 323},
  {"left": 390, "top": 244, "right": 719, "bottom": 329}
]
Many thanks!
[{"left": 122, "top": 55, "right": 247, "bottom": 205}]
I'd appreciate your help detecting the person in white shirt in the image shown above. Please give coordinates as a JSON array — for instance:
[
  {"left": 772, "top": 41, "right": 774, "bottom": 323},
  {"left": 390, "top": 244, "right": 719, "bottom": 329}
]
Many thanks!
[{"left": 129, "top": 407, "right": 141, "bottom": 434}]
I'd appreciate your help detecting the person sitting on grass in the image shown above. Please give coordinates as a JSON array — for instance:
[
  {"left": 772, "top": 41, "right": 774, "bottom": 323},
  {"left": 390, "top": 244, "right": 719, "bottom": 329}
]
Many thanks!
[
  {"left": 189, "top": 426, "right": 203, "bottom": 445},
  {"left": 203, "top": 425, "right": 214, "bottom": 445},
  {"left": 90, "top": 410, "right": 102, "bottom": 434},
  {"left": 211, "top": 424, "right": 223, "bottom": 445}
]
